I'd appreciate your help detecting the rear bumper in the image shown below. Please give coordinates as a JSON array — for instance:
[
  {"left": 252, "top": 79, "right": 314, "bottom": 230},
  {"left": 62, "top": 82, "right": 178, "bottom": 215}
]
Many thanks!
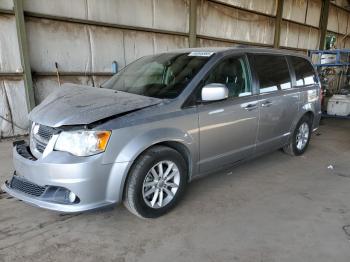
[{"left": 2, "top": 142, "right": 130, "bottom": 213}]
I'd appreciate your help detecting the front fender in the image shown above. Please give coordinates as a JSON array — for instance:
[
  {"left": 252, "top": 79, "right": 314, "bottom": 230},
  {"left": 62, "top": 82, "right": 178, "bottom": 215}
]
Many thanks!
[{"left": 115, "top": 127, "right": 195, "bottom": 163}]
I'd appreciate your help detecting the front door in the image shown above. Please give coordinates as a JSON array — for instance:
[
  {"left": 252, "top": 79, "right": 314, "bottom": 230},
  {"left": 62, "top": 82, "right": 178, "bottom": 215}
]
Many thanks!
[{"left": 198, "top": 55, "right": 259, "bottom": 174}]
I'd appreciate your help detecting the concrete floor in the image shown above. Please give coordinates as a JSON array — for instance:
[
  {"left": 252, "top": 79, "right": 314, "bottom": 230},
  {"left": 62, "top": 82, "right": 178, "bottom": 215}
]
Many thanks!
[{"left": 0, "top": 118, "right": 349, "bottom": 262}]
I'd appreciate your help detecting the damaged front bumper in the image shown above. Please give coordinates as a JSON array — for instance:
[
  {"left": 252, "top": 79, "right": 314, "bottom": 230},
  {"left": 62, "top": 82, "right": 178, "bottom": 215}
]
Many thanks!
[{"left": 1, "top": 141, "right": 129, "bottom": 213}]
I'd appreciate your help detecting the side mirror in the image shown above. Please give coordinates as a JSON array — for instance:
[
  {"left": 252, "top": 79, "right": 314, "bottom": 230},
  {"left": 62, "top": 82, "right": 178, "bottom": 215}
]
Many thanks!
[{"left": 201, "top": 83, "right": 229, "bottom": 102}]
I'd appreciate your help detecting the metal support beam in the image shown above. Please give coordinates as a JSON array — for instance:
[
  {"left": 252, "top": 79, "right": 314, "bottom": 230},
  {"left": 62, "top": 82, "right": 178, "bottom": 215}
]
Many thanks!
[
  {"left": 273, "top": 0, "right": 284, "bottom": 48},
  {"left": 33, "top": 72, "right": 113, "bottom": 77},
  {"left": 25, "top": 11, "right": 188, "bottom": 37},
  {"left": 319, "top": 0, "right": 330, "bottom": 50},
  {"left": 0, "top": 8, "right": 15, "bottom": 15},
  {"left": 189, "top": 0, "right": 197, "bottom": 48},
  {"left": 198, "top": 34, "right": 272, "bottom": 48},
  {"left": 13, "top": 0, "right": 35, "bottom": 111}
]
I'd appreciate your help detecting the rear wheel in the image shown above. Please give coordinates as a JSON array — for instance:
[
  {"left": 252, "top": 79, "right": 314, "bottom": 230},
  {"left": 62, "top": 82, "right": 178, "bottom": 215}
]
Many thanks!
[
  {"left": 123, "top": 146, "right": 187, "bottom": 218},
  {"left": 283, "top": 116, "right": 312, "bottom": 156}
]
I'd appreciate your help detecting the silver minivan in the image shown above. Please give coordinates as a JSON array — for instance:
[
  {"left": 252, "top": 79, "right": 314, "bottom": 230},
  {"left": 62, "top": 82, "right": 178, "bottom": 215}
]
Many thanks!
[{"left": 2, "top": 48, "right": 321, "bottom": 218}]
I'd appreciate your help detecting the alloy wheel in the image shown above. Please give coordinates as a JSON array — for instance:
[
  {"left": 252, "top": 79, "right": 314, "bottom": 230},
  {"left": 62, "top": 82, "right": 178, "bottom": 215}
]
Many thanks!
[
  {"left": 296, "top": 122, "right": 310, "bottom": 150},
  {"left": 142, "top": 161, "right": 180, "bottom": 209}
]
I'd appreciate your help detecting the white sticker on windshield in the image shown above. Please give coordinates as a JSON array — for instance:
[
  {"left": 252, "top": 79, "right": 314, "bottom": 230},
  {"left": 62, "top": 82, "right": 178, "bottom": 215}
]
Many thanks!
[{"left": 188, "top": 51, "right": 214, "bottom": 57}]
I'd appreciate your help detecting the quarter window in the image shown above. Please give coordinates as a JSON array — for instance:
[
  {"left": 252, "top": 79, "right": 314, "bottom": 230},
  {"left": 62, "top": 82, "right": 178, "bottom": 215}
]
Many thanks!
[
  {"left": 250, "top": 54, "right": 292, "bottom": 93},
  {"left": 289, "top": 56, "right": 317, "bottom": 87},
  {"left": 204, "top": 57, "right": 251, "bottom": 98}
]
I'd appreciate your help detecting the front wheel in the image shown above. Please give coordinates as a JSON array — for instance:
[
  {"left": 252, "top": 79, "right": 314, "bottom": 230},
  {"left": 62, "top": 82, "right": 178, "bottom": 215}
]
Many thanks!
[
  {"left": 283, "top": 116, "right": 312, "bottom": 156},
  {"left": 123, "top": 146, "right": 187, "bottom": 218}
]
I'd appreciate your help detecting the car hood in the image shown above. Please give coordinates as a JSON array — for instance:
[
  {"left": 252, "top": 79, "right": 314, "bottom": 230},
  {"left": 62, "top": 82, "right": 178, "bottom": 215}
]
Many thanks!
[{"left": 29, "top": 84, "right": 162, "bottom": 127}]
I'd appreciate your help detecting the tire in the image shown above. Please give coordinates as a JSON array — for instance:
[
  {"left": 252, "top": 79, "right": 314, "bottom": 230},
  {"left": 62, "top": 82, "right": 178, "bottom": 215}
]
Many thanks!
[
  {"left": 283, "top": 115, "right": 312, "bottom": 156},
  {"left": 123, "top": 145, "right": 188, "bottom": 218}
]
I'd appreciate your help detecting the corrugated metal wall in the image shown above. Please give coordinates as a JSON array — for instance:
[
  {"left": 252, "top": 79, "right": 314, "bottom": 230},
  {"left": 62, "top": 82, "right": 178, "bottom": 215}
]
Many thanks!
[{"left": 0, "top": 0, "right": 350, "bottom": 137}]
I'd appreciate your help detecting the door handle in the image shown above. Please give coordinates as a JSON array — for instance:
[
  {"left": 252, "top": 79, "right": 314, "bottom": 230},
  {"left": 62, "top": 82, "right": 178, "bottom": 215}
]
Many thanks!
[
  {"left": 243, "top": 103, "right": 258, "bottom": 111},
  {"left": 261, "top": 101, "right": 273, "bottom": 107}
]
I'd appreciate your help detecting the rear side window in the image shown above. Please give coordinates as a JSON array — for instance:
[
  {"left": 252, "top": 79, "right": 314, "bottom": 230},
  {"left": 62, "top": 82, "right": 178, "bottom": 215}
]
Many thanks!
[
  {"left": 250, "top": 54, "right": 292, "bottom": 93},
  {"left": 289, "top": 56, "right": 317, "bottom": 87}
]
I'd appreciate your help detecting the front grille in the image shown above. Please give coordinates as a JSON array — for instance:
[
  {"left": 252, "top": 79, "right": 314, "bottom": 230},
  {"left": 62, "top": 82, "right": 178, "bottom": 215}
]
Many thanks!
[
  {"left": 10, "top": 175, "right": 46, "bottom": 197},
  {"left": 37, "top": 125, "right": 56, "bottom": 141},
  {"left": 31, "top": 124, "right": 57, "bottom": 154},
  {"left": 34, "top": 138, "right": 47, "bottom": 153}
]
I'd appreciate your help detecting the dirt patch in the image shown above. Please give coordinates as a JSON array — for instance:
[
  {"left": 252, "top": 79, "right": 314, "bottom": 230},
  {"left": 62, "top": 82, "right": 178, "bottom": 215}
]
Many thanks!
[
  {"left": 328, "top": 165, "right": 350, "bottom": 178},
  {"left": 343, "top": 225, "right": 350, "bottom": 239},
  {"left": 0, "top": 190, "right": 7, "bottom": 200},
  {"left": 37, "top": 213, "right": 82, "bottom": 229},
  {"left": 334, "top": 172, "right": 350, "bottom": 178}
]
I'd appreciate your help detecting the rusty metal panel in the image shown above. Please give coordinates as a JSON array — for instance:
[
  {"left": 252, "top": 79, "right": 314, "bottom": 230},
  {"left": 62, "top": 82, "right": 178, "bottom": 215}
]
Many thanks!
[
  {"left": 328, "top": 5, "right": 348, "bottom": 34},
  {"left": 26, "top": 16, "right": 189, "bottom": 74},
  {"left": 123, "top": 31, "right": 154, "bottom": 65},
  {"left": 87, "top": 0, "right": 153, "bottom": 29},
  {"left": 337, "top": 33, "right": 347, "bottom": 48},
  {"left": 0, "top": 80, "right": 28, "bottom": 137},
  {"left": 342, "top": 35, "right": 350, "bottom": 48},
  {"left": 280, "top": 22, "right": 299, "bottom": 48},
  {"left": 214, "top": 0, "right": 276, "bottom": 15},
  {"left": 280, "top": 21, "right": 319, "bottom": 49},
  {"left": 283, "top": 0, "right": 307, "bottom": 24},
  {"left": 197, "top": 0, "right": 275, "bottom": 45},
  {"left": 88, "top": 0, "right": 189, "bottom": 33},
  {"left": 123, "top": 31, "right": 189, "bottom": 64},
  {"left": 280, "top": 0, "right": 321, "bottom": 34},
  {"left": 23, "top": 0, "right": 87, "bottom": 19},
  {"left": 297, "top": 26, "right": 319, "bottom": 49},
  {"left": 88, "top": 26, "right": 125, "bottom": 72},
  {"left": 331, "top": 0, "right": 349, "bottom": 7},
  {"left": 153, "top": 0, "right": 189, "bottom": 33},
  {"left": 334, "top": 32, "right": 350, "bottom": 48},
  {"left": 305, "top": 0, "right": 322, "bottom": 27},
  {"left": 154, "top": 34, "right": 189, "bottom": 53},
  {"left": 0, "top": 0, "right": 13, "bottom": 10},
  {"left": 26, "top": 18, "right": 91, "bottom": 73},
  {"left": 24, "top": 0, "right": 189, "bottom": 33},
  {"left": 0, "top": 15, "right": 22, "bottom": 73}
]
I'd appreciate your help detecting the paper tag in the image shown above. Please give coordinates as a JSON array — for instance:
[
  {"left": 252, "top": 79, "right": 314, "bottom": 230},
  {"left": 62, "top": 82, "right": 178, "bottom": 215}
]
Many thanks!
[{"left": 188, "top": 51, "right": 214, "bottom": 57}]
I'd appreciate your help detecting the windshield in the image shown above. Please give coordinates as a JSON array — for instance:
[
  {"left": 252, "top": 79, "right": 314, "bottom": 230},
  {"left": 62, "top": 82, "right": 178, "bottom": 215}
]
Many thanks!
[{"left": 102, "top": 53, "right": 210, "bottom": 99}]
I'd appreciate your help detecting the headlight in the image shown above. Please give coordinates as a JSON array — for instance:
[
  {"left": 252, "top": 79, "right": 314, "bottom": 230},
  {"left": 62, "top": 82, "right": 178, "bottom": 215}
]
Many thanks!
[{"left": 54, "top": 130, "right": 111, "bottom": 156}]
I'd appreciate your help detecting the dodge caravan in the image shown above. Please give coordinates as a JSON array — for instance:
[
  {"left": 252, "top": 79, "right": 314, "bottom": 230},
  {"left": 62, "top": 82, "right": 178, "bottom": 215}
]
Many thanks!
[{"left": 2, "top": 48, "right": 321, "bottom": 218}]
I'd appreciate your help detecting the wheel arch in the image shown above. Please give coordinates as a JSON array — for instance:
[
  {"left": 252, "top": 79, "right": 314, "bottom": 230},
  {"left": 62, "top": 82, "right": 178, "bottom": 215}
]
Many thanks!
[
  {"left": 303, "top": 111, "right": 314, "bottom": 124},
  {"left": 286, "top": 109, "right": 315, "bottom": 146},
  {"left": 106, "top": 128, "right": 197, "bottom": 203},
  {"left": 119, "top": 140, "right": 193, "bottom": 203}
]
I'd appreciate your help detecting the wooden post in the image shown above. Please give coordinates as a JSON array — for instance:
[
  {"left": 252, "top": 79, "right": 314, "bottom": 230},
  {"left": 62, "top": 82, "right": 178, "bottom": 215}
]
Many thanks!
[
  {"left": 319, "top": 0, "right": 330, "bottom": 50},
  {"left": 14, "top": 0, "right": 35, "bottom": 111},
  {"left": 273, "top": 0, "right": 284, "bottom": 48},
  {"left": 189, "top": 0, "right": 198, "bottom": 48}
]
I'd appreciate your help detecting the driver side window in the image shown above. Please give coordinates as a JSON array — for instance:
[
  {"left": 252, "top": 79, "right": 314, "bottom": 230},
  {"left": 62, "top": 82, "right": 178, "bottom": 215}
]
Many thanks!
[{"left": 204, "top": 56, "right": 251, "bottom": 98}]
